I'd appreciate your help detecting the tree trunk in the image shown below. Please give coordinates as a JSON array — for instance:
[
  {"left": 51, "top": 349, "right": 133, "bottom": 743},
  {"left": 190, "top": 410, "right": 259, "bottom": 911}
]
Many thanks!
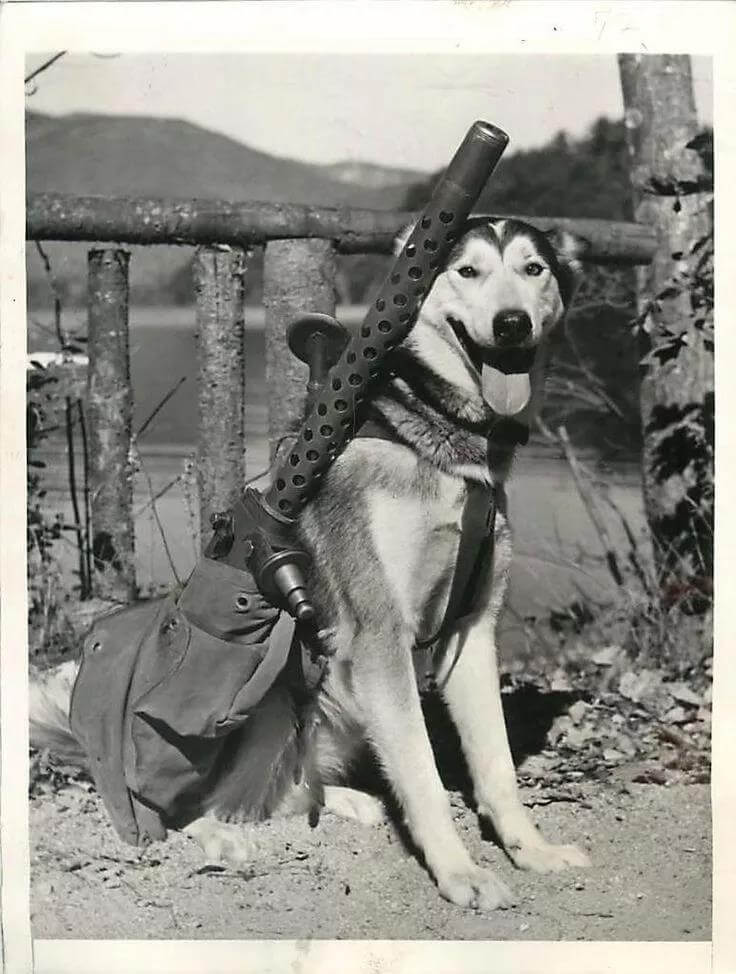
[{"left": 618, "top": 54, "right": 713, "bottom": 612}]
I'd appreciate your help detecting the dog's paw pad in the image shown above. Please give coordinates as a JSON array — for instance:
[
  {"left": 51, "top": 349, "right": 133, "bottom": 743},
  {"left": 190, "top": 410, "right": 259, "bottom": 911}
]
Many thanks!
[
  {"left": 511, "top": 840, "right": 591, "bottom": 873},
  {"left": 323, "top": 786, "right": 387, "bottom": 826},
  {"left": 438, "top": 866, "right": 517, "bottom": 912}
]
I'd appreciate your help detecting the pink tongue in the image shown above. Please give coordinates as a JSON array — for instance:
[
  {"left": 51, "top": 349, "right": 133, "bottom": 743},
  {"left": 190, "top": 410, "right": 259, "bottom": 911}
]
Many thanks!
[{"left": 481, "top": 364, "right": 531, "bottom": 416}]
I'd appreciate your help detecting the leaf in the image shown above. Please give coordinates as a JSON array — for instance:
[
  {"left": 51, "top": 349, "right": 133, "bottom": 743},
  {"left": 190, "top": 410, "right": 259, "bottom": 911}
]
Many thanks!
[
  {"left": 548, "top": 715, "right": 572, "bottom": 746},
  {"left": 568, "top": 700, "right": 589, "bottom": 725},
  {"left": 690, "top": 234, "right": 712, "bottom": 255},
  {"left": 603, "top": 748, "right": 625, "bottom": 762},
  {"left": 27, "top": 370, "right": 59, "bottom": 391},
  {"left": 619, "top": 669, "right": 662, "bottom": 705},
  {"left": 686, "top": 131, "right": 712, "bottom": 154},
  {"left": 616, "top": 734, "right": 636, "bottom": 758},
  {"left": 642, "top": 338, "right": 684, "bottom": 368},
  {"left": 562, "top": 726, "right": 586, "bottom": 749},
  {"left": 630, "top": 763, "right": 668, "bottom": 785},
  {"left": 592, "top": 644, "right": 624, "bottom": 667},
  {"left": 666, "top": 682, "right": 702, "bottom": 708},
  {"left": 550, "top": 668, "right": 572, "bottom": 692},
  {"left": 644, "top": 175, "right": 708, "bottom": 197},
  {"left": 663, "top": 706, "right": 689, "bottom": 725},
  {"left": 519, "top": 753, "right": 555, "bottom": 779},
  {"left": 193, "top": 863, "right": 227, "bottom": 876}
]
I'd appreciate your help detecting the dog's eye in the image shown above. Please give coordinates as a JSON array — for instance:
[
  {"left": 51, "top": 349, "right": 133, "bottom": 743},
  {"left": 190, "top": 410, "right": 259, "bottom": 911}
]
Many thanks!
[
  {"left": 457, "top": 265, "right": 477, "bottom": 279},
  {"left": 525, "top": 262, "right": 545, "bottom": 277}
]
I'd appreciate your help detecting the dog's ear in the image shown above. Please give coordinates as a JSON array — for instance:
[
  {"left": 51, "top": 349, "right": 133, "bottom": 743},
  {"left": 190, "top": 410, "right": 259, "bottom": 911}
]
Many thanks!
[
  {"left": 544, "top": 228, "right": 588, "bottom": 306},
  {"left": 393, "top": 221, "right": 416, "bottom": 257}
]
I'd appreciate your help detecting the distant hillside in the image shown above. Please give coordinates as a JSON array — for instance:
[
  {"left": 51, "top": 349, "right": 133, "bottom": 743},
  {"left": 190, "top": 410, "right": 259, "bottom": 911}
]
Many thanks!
[
  {"left": 26, "top": 111, "right": 425, "bottom": 307},
  {"left": 323, "top": 160, "right": 425, "bottom": 189},
  {"left": 26, "top": 111, "right": 421, "bottom": 208}
]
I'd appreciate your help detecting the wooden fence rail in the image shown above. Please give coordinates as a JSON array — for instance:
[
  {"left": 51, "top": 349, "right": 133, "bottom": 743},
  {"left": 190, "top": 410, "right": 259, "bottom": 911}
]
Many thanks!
[
  {"left": 27, "top": 193, "right": 656, "bottom": 599},
  {"left": 27, "top": 192, "right": 659, "bottom": 264}
]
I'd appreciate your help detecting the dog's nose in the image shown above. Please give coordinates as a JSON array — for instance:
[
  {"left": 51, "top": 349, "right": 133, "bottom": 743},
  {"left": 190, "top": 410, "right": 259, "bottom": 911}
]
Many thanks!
[{"left": 492, "top": 310, "right": 532, "bottom": 346}]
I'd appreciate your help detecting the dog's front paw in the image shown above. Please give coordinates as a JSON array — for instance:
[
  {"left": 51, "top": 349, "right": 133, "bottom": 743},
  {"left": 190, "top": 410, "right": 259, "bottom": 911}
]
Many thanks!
[
  {"left": 183, "top": 817, "right": 257, "bottom": 869},
  {"left": 437, "top": 865, "right": 517, "bottom": 911},
  {"left": 509, "top": 838, "right": 591, "bottom": 873}
]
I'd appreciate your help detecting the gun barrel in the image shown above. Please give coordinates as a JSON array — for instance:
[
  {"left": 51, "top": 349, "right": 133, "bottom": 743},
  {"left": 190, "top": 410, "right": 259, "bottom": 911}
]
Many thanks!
[
  {"left": 437, "top": 121, "right": 510, "bottom": 210},
  {"left": 265, "top": 121, "right": 509, "bottom": 518}
]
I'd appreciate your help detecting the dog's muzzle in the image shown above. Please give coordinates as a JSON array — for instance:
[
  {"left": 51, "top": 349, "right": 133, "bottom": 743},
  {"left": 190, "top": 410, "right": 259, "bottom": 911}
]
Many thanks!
[{"left": 447, "top": 312, "right": 535, "bottom": 418}]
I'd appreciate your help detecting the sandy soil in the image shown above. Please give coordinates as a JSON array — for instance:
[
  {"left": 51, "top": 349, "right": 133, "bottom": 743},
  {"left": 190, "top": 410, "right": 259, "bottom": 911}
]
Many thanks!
[{"left": 30, "top": 774, "right": 710, "bottom": 942}]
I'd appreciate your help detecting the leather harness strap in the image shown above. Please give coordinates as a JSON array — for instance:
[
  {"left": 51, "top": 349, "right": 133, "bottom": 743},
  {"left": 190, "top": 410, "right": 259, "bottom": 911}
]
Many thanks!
[
  {"left": 355, "top": 417, "right": 513, "bottom": 691},
  {"left": 414, "top": 481, "right": 494, "bottom": 650}
]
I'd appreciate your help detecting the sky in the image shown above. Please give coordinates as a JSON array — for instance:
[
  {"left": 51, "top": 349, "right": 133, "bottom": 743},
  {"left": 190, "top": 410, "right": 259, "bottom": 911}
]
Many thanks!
[{"left": 25, "top": 52, "right": 713, "bottom": 171}]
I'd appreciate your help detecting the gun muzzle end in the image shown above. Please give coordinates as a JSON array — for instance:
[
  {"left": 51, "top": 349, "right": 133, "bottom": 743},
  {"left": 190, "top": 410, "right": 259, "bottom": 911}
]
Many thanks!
[
  {"left": 272, "top": 562, "right": 315, "bottom": 622},
  {"left": 472, "top": 120, "right": 510, "bottom": 150},
  {"left": 292, "top": 597, "right": 316, "bottom": 624}
]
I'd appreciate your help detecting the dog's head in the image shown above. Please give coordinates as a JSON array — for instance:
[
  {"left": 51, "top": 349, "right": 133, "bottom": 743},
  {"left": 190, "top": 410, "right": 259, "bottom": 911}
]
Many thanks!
[
  {"left": 397, "top": 217, "right": 587, "bottom": 417},
  {"left": 399, "top": 216, "right": 586, "bottom": 350}
]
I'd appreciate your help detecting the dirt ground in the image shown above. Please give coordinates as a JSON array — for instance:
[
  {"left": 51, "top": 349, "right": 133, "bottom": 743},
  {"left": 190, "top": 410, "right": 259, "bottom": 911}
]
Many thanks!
[
  {"left": 29, "top": 640, "right": 712, "bottom": 943},
  {"left": 30, "top": 775, "right": 710, "bottom": 942}
]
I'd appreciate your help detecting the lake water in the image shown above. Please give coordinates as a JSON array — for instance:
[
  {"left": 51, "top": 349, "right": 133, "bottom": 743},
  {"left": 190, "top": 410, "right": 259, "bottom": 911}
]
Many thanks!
[
  {"left": 29, "top": 306, "right": 646, "bottom": 652},
  {"left": 30, "top": 304, "right": 372, "bottom": 462}
]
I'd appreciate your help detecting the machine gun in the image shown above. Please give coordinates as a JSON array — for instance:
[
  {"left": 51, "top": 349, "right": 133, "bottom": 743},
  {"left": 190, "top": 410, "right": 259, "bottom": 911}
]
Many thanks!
[{"left": 208, "top": 121, "right": 510, "bottom": 624}]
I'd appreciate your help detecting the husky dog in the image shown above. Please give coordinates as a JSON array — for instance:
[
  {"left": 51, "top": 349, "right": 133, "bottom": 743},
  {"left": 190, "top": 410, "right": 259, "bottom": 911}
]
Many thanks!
[{"left": 31, "top": 218, "right": 590, "bottom": 912}]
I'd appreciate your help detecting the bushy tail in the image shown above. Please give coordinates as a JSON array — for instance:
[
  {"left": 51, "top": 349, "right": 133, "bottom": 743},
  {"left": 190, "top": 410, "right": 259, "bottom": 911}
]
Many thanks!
[
  {"left": 29, "top": 659, "right": 88, "bottom": 769},
  {"left": 203, "top": 683, "right": 324, "bottom": 823}
]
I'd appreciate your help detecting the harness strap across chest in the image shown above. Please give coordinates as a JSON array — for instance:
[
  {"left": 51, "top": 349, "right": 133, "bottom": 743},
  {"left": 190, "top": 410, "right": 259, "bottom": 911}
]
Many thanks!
[{"left": 355, "top": 418, "right": 498, "bottom": 691}]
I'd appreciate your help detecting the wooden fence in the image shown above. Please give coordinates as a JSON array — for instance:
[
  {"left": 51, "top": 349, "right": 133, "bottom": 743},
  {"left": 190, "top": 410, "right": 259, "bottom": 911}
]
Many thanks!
[{"left": 26, "top": 192, "right": 658, "bottom": 601}]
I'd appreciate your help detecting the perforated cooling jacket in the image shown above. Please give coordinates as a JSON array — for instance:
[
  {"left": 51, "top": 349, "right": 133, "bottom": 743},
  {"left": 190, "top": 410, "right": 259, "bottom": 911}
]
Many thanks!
[{"left": 265, "top": 120, "right": 509, "bottom": 518}]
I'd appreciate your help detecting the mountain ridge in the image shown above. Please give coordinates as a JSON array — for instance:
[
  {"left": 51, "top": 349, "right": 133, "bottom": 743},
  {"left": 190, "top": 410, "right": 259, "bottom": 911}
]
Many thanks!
[
  {"left": 26, "top": 109, "right": 427, "bottom": 305},
  {"left": 26, "top": 110, "right": 426, "bottom": 209}
]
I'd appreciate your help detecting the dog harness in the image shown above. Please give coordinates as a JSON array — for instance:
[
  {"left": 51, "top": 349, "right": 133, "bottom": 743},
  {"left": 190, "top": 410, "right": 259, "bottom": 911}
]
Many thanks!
[{"left": 355, "top": 416, "right": 528, "bottom": 691}]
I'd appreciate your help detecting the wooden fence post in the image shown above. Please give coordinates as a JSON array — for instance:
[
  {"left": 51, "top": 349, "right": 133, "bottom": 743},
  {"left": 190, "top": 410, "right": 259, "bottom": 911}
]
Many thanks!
[
  {"left": 193, "top": 246, "right": 248, "bottom": 547},
  {"left": 87, "top": 248, "right": 136, "bottom": 602},
  {"left": 262, "top": 239, "right": 337, "bottom": 460}
]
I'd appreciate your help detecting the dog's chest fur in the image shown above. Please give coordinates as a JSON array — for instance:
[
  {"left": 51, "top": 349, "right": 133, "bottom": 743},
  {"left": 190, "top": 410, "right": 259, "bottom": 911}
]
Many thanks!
[
  {"left": 299, "top": 439, "right": 481, "bottom": 645},
  {"left": 365, "top": 457, "right": 468, "bottom": 638}
]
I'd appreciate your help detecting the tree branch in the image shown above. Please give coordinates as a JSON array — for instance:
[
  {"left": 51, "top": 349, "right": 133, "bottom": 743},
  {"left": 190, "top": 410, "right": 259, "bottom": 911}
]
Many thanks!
[{"left": 25, "top": 52, "right": 67, "bottom": 87}]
